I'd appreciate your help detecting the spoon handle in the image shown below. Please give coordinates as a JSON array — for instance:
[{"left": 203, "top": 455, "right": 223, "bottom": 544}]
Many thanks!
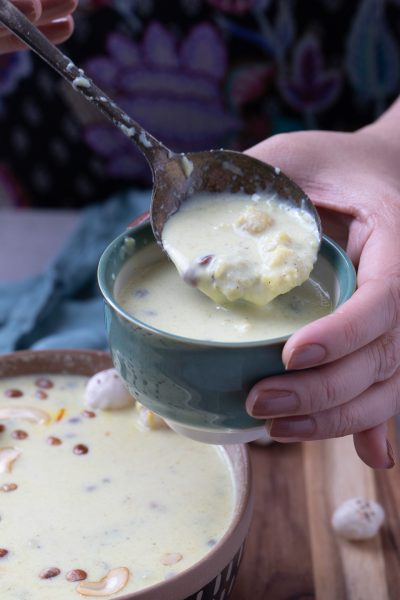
[{"left": 0, "top": 0, "right": 172, "bottom": 168}]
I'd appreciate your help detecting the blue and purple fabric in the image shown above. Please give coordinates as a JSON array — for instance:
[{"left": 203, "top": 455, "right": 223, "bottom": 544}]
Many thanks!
[{"left": 0, "top": 0, "right": 399, "bottom": 208}]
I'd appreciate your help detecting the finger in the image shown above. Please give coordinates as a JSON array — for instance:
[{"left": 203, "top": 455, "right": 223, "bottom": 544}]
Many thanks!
[
  {"left": 245, "top": 131, "right": 334, "bottom": 185},
  {"left": 37, "top": 0, "right": 77, "bottom": 24},
  {"left": 282, "top": 278, "right": 400, "bottom": 370},
  {"left": 0, "top": 0, "right": 42, "bottom": 36},
  {"left": 268, "top": 369, "right": 400, "bottom": 441},
  {"left": 36, "top": 15, "right": 74, "bottom": 43},
  {"left": 245, "top": 131, "right": 362, "bottom": 213},
  {"left": 247, "top": 331, "right": 399, "bottom": 418},
  {"left": 353, "top": 423, "right": 395, "bottom": 469},
  {"left": 0, "top": 0, "right": 77, "bottom": 39},
  {"left": 0, "top": 16, "right": 74, "bottom": 51}
]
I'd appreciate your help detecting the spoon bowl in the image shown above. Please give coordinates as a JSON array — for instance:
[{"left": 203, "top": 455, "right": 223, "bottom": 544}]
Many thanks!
[
  {"left": 150, "top": 148, "right": 321, "bottom": 244},
  {"left": 0, "top": 0, "right": 321, "bottom": 246}
]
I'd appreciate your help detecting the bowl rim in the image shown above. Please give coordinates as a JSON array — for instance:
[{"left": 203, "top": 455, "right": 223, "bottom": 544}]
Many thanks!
[
  {"left": 98, "top": 222, "right": 357, "bottom": 349},
  {"left": 0, "top": 349, "right": 254, "bottom": 600}
]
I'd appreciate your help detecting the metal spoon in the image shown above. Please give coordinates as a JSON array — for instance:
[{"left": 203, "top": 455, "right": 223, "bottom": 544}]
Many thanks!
[{"left": 0, "top": 0, "right": 321, "bottom": 245}]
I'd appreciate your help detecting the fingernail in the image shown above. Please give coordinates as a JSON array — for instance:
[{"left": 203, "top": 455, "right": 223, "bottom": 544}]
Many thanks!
[
  {"left": 269, "top": 416, "right": 316, "bottom": 438},
  {"left": 386, "top": 439, "right": 395, "bottom": 469},
  {"left": 249, "top": 390, "right": 299, "bottom": 417},
  {"left": 286, "top": 344, "right": 327, "bottom": 370}
]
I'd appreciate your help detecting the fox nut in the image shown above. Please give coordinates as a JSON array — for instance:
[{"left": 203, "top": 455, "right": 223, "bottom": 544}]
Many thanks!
[
  {"left": 331, "top": 497, "right": 385, "bottom": 540},
  {"left": 84, "top": 369, "right": 135, "bottom": 411}
]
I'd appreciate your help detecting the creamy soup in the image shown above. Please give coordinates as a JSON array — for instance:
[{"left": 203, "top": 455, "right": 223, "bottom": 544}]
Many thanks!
[
  {"left": 162, "top": 191, "right": 319, "bottom": 306},
  {"left": 0, "top": 374, "right": 235, "bottom": 598},
  {"left": 117, "top": 243, "right": 331, "bottom": 343}
]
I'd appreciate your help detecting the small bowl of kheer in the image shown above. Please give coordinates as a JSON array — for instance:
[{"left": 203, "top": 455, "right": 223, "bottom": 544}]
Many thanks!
[
  {"left": 0, "top": 349, "right": 252, "bottom": 600},
  {"left": 98, "top": 188, "right": 356, "bottom": 444}
]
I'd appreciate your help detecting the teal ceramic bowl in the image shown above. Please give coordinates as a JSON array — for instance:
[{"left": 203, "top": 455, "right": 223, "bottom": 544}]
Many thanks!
[{"left": 98, "top": 218, "right": 356, "bottom": 444}]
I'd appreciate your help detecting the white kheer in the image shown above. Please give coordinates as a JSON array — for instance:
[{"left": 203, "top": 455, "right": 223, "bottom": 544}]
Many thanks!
[
  {"left": 0, "top": 374, "right": 235, "bottom": 598},
  {"left": 162, "top": 191, "right": 320, "bottom": 306},
  {"left": 117, "top": 243, "right": 331, "bottom": 343}
]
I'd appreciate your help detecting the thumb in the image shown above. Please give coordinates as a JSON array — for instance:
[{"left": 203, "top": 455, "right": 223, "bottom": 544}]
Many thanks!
[
  {"left": 353, "top": 423, "right": 395, "bottom": 469},
  {"left": 245, "top": 131, "right": 333, "bottom": 186}
]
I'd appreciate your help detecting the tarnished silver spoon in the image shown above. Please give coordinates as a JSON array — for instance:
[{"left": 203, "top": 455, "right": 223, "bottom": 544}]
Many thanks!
[{"left": 0, "top": 0, "right": 321, "bottom": 245}]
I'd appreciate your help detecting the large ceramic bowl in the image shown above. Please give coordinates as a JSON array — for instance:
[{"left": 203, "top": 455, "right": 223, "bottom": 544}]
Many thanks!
[
  {"left": 0, "top": 349, "right": 253, "bottom": 600},
  {"left": 98, "top": 218, "right": 356, "bottom": 444}
]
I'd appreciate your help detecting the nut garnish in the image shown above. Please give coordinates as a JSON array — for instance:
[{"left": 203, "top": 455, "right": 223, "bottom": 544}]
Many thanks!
[
  {"left": 161, "top": 553, "right": 183, "bottom": 566},
  {"left": 332, "top": 497, "right": 385, "bottom": 540},
  {"left": 66, "top": 569, "right": 87, "bottom": 582},
  {"left": 55, "top": 408, "right": 66, "bottom": 422},
  {"left": 47, "top": 436, "right": 62, "bottom": 446},
  {"left": 0, "top": 425, "right": 5, "bottom": 433},
  {"left": 82, "top": 410, "right": 96, "bottom": 419},
  {"left": 84, "top": 369, "right": 134, "bottom": 410},
  {"left": 35, "top": 378, "right": 54, "bottom": 389},
  {"left": 0, "top": 548, "right": 9, "bottom": 558},
  {"left": 137, "top": 405, "right": 168, "bottom": 431},
  {"left": 11, "top": 430, "right": 28, "bottom": 440},
  {"left": 76, "top": 567, "right": 130, "bottom": 596},
  {"left": 197, "top": 254, "right": 214, "bottom": 266},
  {"left": 73, "top": 444, "right": 89, "bottom": 455},
  {"left": 5, "top": 389, "right": 23, "bottom": 398},
  {"left": 35, "top": 390, "right": 48, "bottom": 400},
  {"left": 0, "top": 447, "right": 21, "bottom": 474},
  {"left": 39, "top": 567, "right": 61, "bottom": 579},
  {"left": 0, "top": 406, "right": 50, "bottom": 425},
  {"left": 0, "top": 482, "right": 18, "bottom": 492}
]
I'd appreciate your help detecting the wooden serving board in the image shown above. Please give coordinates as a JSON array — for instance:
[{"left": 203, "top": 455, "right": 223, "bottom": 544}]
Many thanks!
[{"left": 231, "top": 422, "right": 400, "bottom": 600}]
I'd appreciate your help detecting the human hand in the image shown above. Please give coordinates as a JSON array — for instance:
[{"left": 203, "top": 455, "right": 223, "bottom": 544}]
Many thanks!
[
  {"left": 245, "top": 124, "right": 400, "bottom": 469},
  {"left": 0, "top": 0, "right": 76, "bottom": 53}
]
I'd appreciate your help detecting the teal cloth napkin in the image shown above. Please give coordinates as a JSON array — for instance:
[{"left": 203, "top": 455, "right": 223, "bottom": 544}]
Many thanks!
[{"left": 0, "top": 191, "right": 150, "bottom": 353}]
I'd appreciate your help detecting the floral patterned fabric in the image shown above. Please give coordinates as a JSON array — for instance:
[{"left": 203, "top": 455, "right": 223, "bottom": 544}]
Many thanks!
[{"left": 0, "top": 0, "right": 399, "bottom": 208}]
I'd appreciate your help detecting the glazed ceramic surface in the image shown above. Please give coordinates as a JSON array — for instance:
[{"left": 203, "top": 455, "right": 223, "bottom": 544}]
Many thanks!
[
  {"left": 0, "top": 350, "right": 252, "bottom": 600},
  {"left": 98, "top": 221, "right": 356, "bottom": 443}
]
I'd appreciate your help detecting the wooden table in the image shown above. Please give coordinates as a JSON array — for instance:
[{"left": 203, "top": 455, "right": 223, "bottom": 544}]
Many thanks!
[
  {"left": 1, "top": 209, "right": 399, "bottom": 600},
  {"left": 231, "top": 432, "right": 400, "bottom": 600}
]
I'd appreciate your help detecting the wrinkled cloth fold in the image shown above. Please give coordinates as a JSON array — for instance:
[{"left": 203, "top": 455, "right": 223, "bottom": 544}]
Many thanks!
[{"left": 0, "top": 191, "right": 150, "bottom": 352}]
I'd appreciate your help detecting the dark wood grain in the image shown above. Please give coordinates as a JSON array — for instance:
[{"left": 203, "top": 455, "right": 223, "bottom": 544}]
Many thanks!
[
  {"left": 231, "top": 442, "right": 314, "bottom": 600},
  {"left": 230, "top": 426, "right": 400, "bottom": 600}
]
